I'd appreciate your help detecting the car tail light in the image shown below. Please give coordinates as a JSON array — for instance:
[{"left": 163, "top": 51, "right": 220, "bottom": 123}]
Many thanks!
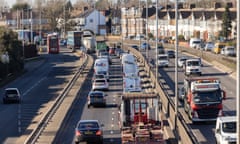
[
  {"left": 75, "top": 130, "right": 81, "bottom": 136},
  {"left": 96, "top": 130, "right": 102, "bottom": 135}
]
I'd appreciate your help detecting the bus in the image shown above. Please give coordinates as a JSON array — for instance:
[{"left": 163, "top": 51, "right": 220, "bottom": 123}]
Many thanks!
[{"left": 47, "top": 33, "right": 59, "bottom": 54}]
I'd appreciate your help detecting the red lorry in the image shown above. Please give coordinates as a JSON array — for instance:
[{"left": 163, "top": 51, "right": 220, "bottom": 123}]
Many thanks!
[{"left": 182, "top": 77, "right": 226, "bottom": 123}]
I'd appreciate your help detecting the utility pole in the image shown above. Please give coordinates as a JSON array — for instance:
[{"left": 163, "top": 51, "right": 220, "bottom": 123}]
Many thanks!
[
  {"left": 236, "top": 0, "right": 240, "bottom": 143},
  {"left": 175, "top": 0, "right": 179, "bottom": 143},
  {"left": 155, "top": 0, "right": 158, "bottom": 87}
]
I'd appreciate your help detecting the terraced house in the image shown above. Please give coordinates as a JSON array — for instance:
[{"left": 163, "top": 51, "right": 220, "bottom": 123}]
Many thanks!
[{"left": 121, "top": 2, "right": 236, "bottom": 41}]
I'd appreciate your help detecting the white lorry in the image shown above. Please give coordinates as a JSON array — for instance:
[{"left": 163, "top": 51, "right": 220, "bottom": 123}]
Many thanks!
[{"left": 215, "top": 116, "right": 236, "bottom": 144}]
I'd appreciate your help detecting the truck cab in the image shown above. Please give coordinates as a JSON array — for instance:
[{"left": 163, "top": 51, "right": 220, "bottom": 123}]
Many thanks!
[
  {"left": 215, "top": 116, "right": 236, "bottom": 144},
  {"left": 184, "top": 58, "right": 202, "bottom": 76}
]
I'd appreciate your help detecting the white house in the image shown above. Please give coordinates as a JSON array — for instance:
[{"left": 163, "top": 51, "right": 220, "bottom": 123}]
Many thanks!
[{"left": 74, "top": 9, "right": 106, "bottom": 35}]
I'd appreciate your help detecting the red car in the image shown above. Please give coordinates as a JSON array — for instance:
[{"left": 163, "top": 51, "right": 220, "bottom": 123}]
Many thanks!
[{"left": 109, "top": 47, "right": 115, "bottom": 55}]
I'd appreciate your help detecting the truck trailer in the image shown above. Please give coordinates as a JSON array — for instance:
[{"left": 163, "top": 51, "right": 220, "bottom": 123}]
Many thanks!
[
  {"left": 119, "top": 93, "right": 164, "bottom": 144},
  {"left": 183, "top": 77, "right": 226, "bottom": 123},
  {"left": 67, "top": 31, "right": 82, "bottom": 52}
]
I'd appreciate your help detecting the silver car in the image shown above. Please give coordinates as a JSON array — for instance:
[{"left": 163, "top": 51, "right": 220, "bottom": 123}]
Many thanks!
[{"left": 92, "top": 78, "right": 109, "bottom": 91}]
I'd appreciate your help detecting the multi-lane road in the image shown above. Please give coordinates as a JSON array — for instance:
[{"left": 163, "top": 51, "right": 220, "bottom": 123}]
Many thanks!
[{"left": 0, "top": 43, "right": 237, "bottom": 144}]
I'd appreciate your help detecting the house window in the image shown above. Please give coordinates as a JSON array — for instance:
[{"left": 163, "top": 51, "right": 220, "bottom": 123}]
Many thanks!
[{"left": 89, "top": 19, "right": 93, "bottom": 23}]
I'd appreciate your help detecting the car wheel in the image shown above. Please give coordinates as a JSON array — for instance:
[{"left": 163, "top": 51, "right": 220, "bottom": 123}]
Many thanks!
[
  {"left": 87, "top": 104, "right": 90, "bottom": 108},
  {"left": 75, "top": 141, "right": 79, "bottom": 144}
]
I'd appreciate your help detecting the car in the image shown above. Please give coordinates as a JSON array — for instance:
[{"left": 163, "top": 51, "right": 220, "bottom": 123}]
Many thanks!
[
  {"left": 177, "top": 56, "right": 188, "bottom": 67},
  {"left": 59, "top": 39, "right": 67, "bottom": 46},
  {"left": 3, "top": 88, "right": 21, "bottom": 104},
  {"left": 157, "top": 45, "right": 165, "bottom": 54},
  {"left": 92, "top": 78, "right": 109, "bottom": 91},
  {"left": 204, "top": 42, "right": 214, "bottom": 51},
  {"left": 167, "top": 50, "right": 175, "bottom": 58},
  {"left": 140, "top": 42, "right": 151, "bottom": 51},
  {"left": 109, "top": 47, "right": 115, "bottom": 55},
  {"left": 98, "top": 51, "right": 112, "bottom": 64},
  {"left": 75, "top": 120, "right": 104, "bottom": 144},
  {"left": 87, "top": 91, "right": 107, "bottom": 108},
  {"left": 221, "top": 46, "right": 236, "bottom": 57}
]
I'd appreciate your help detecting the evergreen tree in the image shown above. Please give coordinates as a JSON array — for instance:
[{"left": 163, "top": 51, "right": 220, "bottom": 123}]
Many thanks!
[{"left": 221, "top": 5, "right": 232, "bottom": 40}]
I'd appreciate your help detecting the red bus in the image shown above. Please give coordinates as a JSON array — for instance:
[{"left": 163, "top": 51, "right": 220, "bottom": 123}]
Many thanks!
[{"left": 47, "top": 33, "right": 59, "bottom": 54}]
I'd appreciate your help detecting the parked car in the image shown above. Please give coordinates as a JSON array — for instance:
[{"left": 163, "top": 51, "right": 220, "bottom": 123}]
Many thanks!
[
  {"left": 92, "top": 78, "right": 109, "bottom": 91},
  {"left": 177, "top": 56, "right": 188, "bottom": 67},
  {"left": 75, "top": 120, "right": 104, "bottom": 144},
  {"left": 87, "top": 91, "right": 107, "bottom": 108},
  {"left": 221, "top": 46, "right": 236, "bottom": 57},
  {"left": 3, "top": 88, "right": 21, "bottom": 104},
  {"left": 204, "top": 42, "right": 214, "bottom": 51},
  {"left": 140, "top": 42, "right": 151, "bottom": 51},
  {"left": 167, "top": 50, "right": 175, "bottom": 58}
]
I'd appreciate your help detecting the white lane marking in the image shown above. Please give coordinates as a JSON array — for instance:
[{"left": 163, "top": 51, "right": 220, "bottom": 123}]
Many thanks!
[{"left": 23, "top": 77, "right": 46, "bottom": 96}]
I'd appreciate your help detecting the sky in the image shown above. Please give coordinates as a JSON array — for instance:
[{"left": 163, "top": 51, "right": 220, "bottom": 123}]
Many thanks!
[{"left": 5, "top": 0, "right": 77, "bottom": 8}]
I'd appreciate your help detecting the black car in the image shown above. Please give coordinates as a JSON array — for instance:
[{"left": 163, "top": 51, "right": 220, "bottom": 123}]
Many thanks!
[
  {"left": 3, "top": 88, "right": 21, "bottom": 104},
  {"left": 75, "top": 120, "right": 103, "bottom": 144},
  {"left": 167, "top": 50, "right": 175, "bottom": 58}
]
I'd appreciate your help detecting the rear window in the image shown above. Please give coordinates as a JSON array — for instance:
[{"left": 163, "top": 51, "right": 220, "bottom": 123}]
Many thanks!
[
  {"left": 90, "top": 92, "right": 104, "bottom": 97},
  {"left": 78, "top": 122, "right": 99, "bottom": 129},
  {"left": 95, "top": 79, "right": 106, "bottom": 83},
  {"left": 6, "top": 90, "right": 18, "bottom": 95}
]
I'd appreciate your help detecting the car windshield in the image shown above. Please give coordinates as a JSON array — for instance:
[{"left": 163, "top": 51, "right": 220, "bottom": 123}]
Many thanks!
[
  {"left": 187, "top": 61, "right": 199, "bottom": 66},
  {"left": 78, "top": 122, "right": 99, "bottom": 129},
  {"left": 222, "top": 122, "right": 236, "bottom": 133},
  {"left": 97, "top": 71, "right": 107, "bottom": 75},
  {"left": 158, "top": 56, "right": 168, "bottom": 60},
  {"left": 193, "top": 90, "right": 222, "bottom": 103},
  {"left": 95, "top": 75, "right": 104, "bottom": 78}
]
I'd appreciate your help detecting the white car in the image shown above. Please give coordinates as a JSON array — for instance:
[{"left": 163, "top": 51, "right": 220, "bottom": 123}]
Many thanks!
[
  {"left": 221, "top": 46, "right": 236, "bottom": 57},
  {"left": 215, "top": 116, "right": 236, "bottom": 144},
  {"left": 92, "top": 78, "right": 109, "bottom": 91}
]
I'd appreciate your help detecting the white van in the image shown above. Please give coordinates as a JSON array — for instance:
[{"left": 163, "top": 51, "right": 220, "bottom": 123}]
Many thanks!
[
  {"left": 157, "top": 54, "right": 169, "bottom": 67},
  {"left": 215, "top": 116, "right": 236, "bottom": 144},
  {"left": 121, "top": 53, "right": 136, "bottom": 65},
  {"left": 189, "top": 38, "right": 201, "bottom": 48},
  {"left": 94, "top": 58, "right": 109, "bottom": 71},
  {"left": 94, "top": 58, "right": 109, "bottom": 80},
  {"left": 123, "top": 76, "right": 142, "bottom": 93},
  {"left": 184, "top": 58, "right": 202, "bottom": 76},
  {"left": 122, "top": 62, "right": 139, "bottom": 77}
]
